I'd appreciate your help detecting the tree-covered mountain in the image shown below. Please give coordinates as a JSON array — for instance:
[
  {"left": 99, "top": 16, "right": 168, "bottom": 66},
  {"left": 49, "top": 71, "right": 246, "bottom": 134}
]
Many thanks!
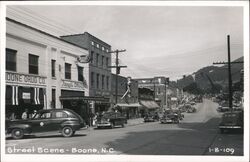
[{"left": 176, "top": 56, "right": 243, "bottom": 94}]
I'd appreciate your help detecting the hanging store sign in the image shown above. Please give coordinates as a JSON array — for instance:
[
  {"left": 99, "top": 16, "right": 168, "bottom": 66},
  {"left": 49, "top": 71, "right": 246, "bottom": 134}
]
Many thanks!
[
  {"left": 61, "top": 79, "right": 86, "bottom": 91},
  {"left": 6, "top": 72, "right": 46, "bottom": 85}
]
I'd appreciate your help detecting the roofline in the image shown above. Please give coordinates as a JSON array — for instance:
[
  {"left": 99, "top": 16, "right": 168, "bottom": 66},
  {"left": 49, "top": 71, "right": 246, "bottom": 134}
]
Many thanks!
[
  {"left": 61, "top": 32, "right": 111, "bottom": 48},
  {"left": 6, "top": 17, "right": 88, "bottom": 51}
]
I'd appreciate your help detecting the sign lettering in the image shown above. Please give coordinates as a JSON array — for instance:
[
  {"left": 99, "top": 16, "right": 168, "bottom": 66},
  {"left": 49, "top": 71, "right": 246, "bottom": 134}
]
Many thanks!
[
  {"left": 6, "top": 72, "right": 46, "bottom": 85},
  {"left": 61, "top": 80, "right": 85, "bottom": 90}
]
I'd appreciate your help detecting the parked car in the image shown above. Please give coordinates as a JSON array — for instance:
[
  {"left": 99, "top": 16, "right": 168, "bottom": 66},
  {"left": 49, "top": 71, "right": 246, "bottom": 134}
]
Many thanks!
[
  {"left": 219, "top": 111, "right": 243, "bottom": 133},
  {"left": 96, "top": 111, "right": 127, "bottom": 129},
  {"left": 217, "top": 101, "right": 230, "bottom": 112},
  {"left": 144, "top": 112, "right": 159, "bottom": 122},
  {"left": 172, "top": 109, "right": 184, "bottom": 120},
  {"left": 6, "top": 109, "right": 86, "bottom": 139},
  {"left": 185, "top": 104, "right": 196, "bottom": 113},
  {"left": 160, "top": 110, "right": 180, "bottom": 124}
]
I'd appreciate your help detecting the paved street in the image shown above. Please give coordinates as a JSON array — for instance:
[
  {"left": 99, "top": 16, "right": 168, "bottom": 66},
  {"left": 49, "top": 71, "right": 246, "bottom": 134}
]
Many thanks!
[{"left": 5, "top": 99, "right": 243, "bottom": 155}]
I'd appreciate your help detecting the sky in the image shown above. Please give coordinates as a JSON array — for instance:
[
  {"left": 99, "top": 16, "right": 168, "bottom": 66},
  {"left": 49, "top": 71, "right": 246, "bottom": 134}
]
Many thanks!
[{"left": 6, "top": 4, "right": 244, "bottom": 81}]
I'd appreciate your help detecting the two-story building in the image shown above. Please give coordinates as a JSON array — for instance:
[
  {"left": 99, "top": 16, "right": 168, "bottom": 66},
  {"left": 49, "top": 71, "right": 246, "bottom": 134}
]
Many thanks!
[
  {"left": 110, "top": 74, "right": 140, "bottom": 119},
  {"left": 135, "top": 76, "right": 169, "bottom": 109},
  {"left": 5, "top": 18, "right": 90, "bottom": 122}
]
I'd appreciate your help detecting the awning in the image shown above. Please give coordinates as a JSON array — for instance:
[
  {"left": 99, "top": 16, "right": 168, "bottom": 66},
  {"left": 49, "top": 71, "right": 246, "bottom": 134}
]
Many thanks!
[
  {"left": 140, "top": 100, "right": 159, "bottom": 109},
  {"left": 115, "top": 103, "right": 142, "bottom": 107},
  {"left": 59, "top": 96, "right": 110, "bottom": 102}
]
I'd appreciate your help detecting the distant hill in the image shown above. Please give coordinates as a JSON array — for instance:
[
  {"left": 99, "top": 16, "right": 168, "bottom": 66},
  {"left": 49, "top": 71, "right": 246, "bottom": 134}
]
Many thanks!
[{"left": 176, "top": 56, "right": 243, "bottom": 93}]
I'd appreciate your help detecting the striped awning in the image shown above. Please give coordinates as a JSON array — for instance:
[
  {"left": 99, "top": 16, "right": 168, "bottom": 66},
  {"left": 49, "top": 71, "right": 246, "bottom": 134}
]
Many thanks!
[{"left": 140, "top": 100, "right": 159, "bottom": 109}]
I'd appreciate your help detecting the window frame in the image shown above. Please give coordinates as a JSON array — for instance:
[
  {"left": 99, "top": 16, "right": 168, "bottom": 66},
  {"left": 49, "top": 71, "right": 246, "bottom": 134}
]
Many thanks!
[
  {"left": 51, "top": 59, "right": 56, "bottom": 78},
  {"left": 78, "top": 66, "right": 84, "bottom": 82},
  {"left": 6, "top": 48, "right": 17, "bottom": 72},
  {"left": 29, "top": 54, "right": 39, "bottom": 75},
  {"left": 65, "top": 63, "right": 72, "bottom": 80},
  {"left": 96, "top": 73, "right": 100, "bottom": 89}
]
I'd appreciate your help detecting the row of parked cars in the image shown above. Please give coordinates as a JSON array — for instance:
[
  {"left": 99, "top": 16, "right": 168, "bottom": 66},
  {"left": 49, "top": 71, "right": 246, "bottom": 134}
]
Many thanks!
[
  {"left": 6, "top": 109, "right": 127, "bottom": 139},
  {"left": 143, "top": 108, "right": 185, "bottom": 124}
]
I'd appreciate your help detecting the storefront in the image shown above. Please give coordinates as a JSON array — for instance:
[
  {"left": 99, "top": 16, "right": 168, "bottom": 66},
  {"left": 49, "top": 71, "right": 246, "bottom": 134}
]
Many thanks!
[
  {"left": 114, "top": 103, "right": 141, "bottom": 119},
  {"left": 5, "top": 71, "right": 47, "bottom": 119},
  {"left": 139, "top": 100, "right": 160, "bottom": 117}
]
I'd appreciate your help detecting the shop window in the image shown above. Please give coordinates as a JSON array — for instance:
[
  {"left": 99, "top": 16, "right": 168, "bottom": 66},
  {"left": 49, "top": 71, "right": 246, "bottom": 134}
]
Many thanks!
[
  {"left": 106, "top": 76, "right": 110, "bottom": 90},
  {"left": 5, "top": 86, "right": 12, "bottom": 105},
  {"left": 96, "top": 73, "right": 99, "bottom": 89},
  {"left": 78, "top": 66, "right": 84, "bottom": 81},
  {"left": 52, "top": 89, "right": 56, "bottom": 108},
  {"left": 102, "top": 75, "right": 105, "bottom": 89},
  {"left": 65, "top": 63, "right": 71, "bottom": 79},
  {"left": 29, "top": 54, "right": 39, "bottom": 74},
  {"left": 51, "top": 60, "right": 56, "bottom": 77},
  {"left": 91, "top": 72, "right": 95, "bottom": 88},
  {"left": 6, "top": 48, "right": 17, "bottom": 71}
]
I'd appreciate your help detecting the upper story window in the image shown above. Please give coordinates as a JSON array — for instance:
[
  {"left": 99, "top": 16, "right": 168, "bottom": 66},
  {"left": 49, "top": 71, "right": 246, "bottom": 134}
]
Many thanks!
[
  {"left": 90, "top": 51, "right": 94, "bottom": 64},
  {"left": 65, "top": 63, "right": 71, "bottom": 79},
  {"left": 102, "top": 47, "right": 105, "bottom": 51},
  {"left": 96, "top": 53, "right": 99, "bottom": 66},
  {"left": 91, "top": 72, "right": 95, "bottom": 88},
  {"left": 96, "top": 73, "right": 99, "bottom": 89},
  {"left": 101, "top": 75, "right": 105, "bottom": 89},
  {"left": 29, "top": 54, "right": 39, "bottom": 74},
  {"left": 96, "top": 44, "right": 100, "bottom": 48},
  {"left": 101, "top": 56, "right": 104, "bottom": 67},
  {"left": 6, "top": 48, "right": 17, "bottom": 71},
  {"left": 106, "top": 76, "right": 110, "bottom": 90},
  {"left": 106, "top": 57, "right": 109, "bottom": 68},
  {"left": 78, "top": 66, "right": 84, "bottom": 82},
  {"left": 106, "top": 49, "right": 109, "bottom": 53},
  {"left": 91, "top": 41, "right": 94, "bottom": 46},
  {"left": 51, "top": 60, "right": 56, "bottom": 77}
]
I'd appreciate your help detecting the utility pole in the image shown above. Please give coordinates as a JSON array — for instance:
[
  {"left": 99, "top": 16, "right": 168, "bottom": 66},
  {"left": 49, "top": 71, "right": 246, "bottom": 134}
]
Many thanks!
[
  {"left": 213, "top": 35, "right": 243, "bottom": 111},
  {"left": 108, "top": 49, "right": 127, "bottom": 105}
]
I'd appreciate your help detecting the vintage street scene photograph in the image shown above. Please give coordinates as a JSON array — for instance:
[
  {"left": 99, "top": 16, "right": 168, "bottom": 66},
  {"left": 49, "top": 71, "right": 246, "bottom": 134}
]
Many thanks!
[{"left": 1, "top": 2, "right": 249, "bottom": 161}]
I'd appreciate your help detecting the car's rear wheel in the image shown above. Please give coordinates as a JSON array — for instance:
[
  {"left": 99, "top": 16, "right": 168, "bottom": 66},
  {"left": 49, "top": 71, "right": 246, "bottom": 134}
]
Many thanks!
[
  {"left": 62, "top": 126, "right": 74, "bottom": 137},
  {"left": 121, "top": 123, "right": 125, "bottom": 128},
  {"left": 11, "top": 128, "right": 24, "bottom": 139}
]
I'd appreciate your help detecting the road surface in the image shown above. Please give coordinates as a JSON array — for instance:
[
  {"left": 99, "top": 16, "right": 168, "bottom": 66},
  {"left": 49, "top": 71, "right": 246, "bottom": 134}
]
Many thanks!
[{"left": 5, "top": 99, "right": 243, "bottom": 155}]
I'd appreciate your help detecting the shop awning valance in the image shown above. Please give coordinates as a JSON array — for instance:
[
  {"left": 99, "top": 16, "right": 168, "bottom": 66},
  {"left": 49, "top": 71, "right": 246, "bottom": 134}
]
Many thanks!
[
  {"left": 115, "top": 103, "right": 142, "bottom": 107},
  {"left": 59, "top": 96, "right": 110, "bottom": 102},
  {"left": 140, "top": 100, "right": 159, "bottom": 109}
]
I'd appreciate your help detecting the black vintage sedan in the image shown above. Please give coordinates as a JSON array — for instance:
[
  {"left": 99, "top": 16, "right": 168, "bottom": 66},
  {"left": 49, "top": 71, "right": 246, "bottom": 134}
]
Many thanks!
[
  {"left": 6, "top": 109, "right": 87, "bottom": 139},
  {"left": 96, "top": 112, "right": 127, "bottom": 129}
]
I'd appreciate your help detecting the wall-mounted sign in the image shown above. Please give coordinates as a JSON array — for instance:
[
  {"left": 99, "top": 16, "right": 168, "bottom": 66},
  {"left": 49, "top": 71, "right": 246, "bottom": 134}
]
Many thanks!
[
  {"left": 61, "top": 79, "right": 86, "bottom": 91},
  {"left": 6, "top": 72, "right": 46, "bottom": 85},
  {"left": 22, "top": 92, "right": 31, "bottom": 99}
]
